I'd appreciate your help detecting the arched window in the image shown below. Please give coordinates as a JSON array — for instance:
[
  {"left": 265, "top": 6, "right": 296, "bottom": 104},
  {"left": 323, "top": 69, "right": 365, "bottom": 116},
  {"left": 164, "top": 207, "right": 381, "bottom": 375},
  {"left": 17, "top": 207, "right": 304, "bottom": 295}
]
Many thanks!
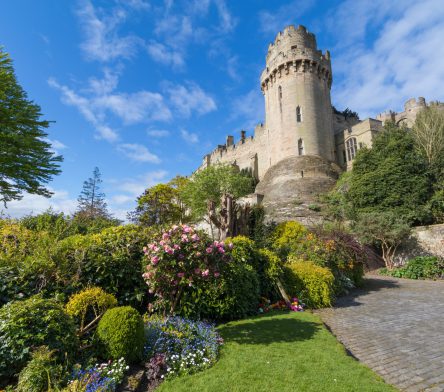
[
  {"left": 298, "top": 138, "right": 304, "bottom": 156},
  {"left": 296, "top": 106, "right": 302, "bottom": 122},
  {"left": 346, "top": 138, "right": 358, "bottom": 161}
]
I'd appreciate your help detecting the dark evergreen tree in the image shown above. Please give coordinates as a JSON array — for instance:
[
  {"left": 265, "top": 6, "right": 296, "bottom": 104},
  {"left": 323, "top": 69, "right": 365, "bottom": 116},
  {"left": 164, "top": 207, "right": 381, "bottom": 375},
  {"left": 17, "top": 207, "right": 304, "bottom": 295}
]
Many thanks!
[
  {"left": 0, "top": 48, "right": 62, "bottom": 206},
  {"left": 76, "top": 167, "right": 109, "bottom": 219}
]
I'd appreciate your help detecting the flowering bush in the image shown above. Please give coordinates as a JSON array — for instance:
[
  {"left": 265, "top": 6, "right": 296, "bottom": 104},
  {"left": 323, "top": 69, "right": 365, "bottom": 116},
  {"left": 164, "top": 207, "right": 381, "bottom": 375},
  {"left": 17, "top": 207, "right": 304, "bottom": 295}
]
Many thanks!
[
  {"left": 144, "top": 316, "right": 223, "bottom": 380},
  {"left": 67, "top": 358, "right": 128, "bottom": 392},
  {"left": 258, "top": 297, "right": 304, "bottom": 313},
  {"left": 143, "top": 224, "right": 231, "bottom": 315}
]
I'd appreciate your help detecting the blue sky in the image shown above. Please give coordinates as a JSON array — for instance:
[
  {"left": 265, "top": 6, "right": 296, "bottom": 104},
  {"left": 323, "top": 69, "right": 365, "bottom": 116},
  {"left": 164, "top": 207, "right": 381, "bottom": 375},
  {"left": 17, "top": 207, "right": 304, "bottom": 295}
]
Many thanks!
[{"left": 1, "top": 0, "right": 444, "bottom": 220}]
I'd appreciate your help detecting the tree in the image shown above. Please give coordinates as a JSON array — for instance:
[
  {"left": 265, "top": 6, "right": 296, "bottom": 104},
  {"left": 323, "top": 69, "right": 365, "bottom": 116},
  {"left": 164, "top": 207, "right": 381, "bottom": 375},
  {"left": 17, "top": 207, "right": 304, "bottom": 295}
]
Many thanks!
[
  {"left": 0, "top": 48, "right": 62, "bottom": 206},
  {"left": 76, "top": 167, "right": 110, "bottom": 219},
  {"left": 348, "top": 123, "right": 433, "bottom": 224},
  {"left": 129, "top": 176, "right": 190, "bottom": 226},
  {"left": 412, "top": 105, "right": 444, "bottom": 169},
  {"left": 353, "top": 212, "right": 410, "bottom": 270},
  {"left": 181, "top": 165, "right": 255, "bottom": 238}
]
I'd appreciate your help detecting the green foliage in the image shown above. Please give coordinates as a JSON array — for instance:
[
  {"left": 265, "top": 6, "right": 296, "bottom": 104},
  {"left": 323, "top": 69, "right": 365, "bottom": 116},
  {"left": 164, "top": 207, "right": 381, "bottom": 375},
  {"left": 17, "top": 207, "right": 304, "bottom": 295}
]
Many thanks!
[
  {"left": 181, "top": 164, "right": 255, "bottom": 221},
  {"left": 130, "top": 177, "right": 190, "bottom": 226},
  {"left": 0, "top": 296, "right": 78, "bottom": 379},
  {"left": 54, "top": 225, "right": 156, "bottom": 308},
  {"left": 283, "top": 258, "right": 335, "bottom": 308},
  {"left": 322, "top": 172, "right": 356, "bottom": 222},
  {"left": 353, "top": 212, "right": 410, "bottom": 270},
  {"left": 16, "top": 347, "right": 64, "bottom": 392},
  {"left": 0, "top": 48, "right": 62, "bottom": 205},
  {"left": 270, "top": 221, "right": 309, "bottom": 260},
  {"left": 256, "top": 249, "right": 283, "bottom": 300},
  {"left": 428, "top": 189, "right": 444, "bottom": 223},
  {"left": 65, "top": 287, "right": 117, "bottom": 335},
  {"left": 348, "top": 123, "right": 433, "bottom": 224},
  {"left": 20, "top": 209, "right": 73, "bottom": 240},
  {"left": 97, "top": 306, "right": 145, "bottom": 363},
  {"left": 383, "top": 256, "right": 443, "bottom": 280},
  {"left": 248, "top": 205, "right": 277, "bottom": 248},
  {"left": 76, "top": 167, "right": 110, "bottom": 220}
]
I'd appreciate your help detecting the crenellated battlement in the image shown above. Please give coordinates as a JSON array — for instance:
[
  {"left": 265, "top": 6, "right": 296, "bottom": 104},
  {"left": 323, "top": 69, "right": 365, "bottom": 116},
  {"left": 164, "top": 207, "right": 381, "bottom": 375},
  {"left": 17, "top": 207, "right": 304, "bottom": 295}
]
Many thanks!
[{"left": 261, "top": 25, "right": 332, "bottom": 92}]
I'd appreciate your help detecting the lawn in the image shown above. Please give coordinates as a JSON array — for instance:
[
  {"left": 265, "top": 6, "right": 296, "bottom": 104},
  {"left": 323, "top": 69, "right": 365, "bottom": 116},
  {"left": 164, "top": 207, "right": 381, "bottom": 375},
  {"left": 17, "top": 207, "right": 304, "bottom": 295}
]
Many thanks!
[{"left": 158, "top": 312, "right": 395, "bottom": 392}]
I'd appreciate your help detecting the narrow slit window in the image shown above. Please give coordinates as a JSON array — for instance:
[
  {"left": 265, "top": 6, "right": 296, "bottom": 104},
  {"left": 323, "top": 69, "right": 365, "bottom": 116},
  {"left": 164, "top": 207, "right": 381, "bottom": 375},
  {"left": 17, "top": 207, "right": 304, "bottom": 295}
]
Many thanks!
[
  {"left": 298, "top": 138, "right": 304, "bottom": 156},
  {"left": 278, "top": 86, "right": 282, "bottom": 113},
  {"left": 296, "top": 106, "right": 302, "bottom": 122}
]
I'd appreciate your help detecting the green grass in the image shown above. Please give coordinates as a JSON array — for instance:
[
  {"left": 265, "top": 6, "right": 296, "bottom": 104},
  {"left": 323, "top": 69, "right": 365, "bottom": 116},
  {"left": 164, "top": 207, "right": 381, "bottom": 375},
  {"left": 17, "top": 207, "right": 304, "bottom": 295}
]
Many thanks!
[{"left": 158, "top": 312, "right": 396, "bottom": 392}]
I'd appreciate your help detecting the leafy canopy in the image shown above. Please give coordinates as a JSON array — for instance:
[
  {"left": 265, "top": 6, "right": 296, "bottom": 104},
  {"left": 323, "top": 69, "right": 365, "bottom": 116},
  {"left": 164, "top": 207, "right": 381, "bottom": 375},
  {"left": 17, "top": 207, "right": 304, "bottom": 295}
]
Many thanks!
[
  {"left": 0, "top": 48, "right": 62, "bottom": 205},
  {"left": 347, "top": 123, "right": 433, "bottom": 224},
  {"left": 181, "top": 164, "right": 255, "bottom": 221}
]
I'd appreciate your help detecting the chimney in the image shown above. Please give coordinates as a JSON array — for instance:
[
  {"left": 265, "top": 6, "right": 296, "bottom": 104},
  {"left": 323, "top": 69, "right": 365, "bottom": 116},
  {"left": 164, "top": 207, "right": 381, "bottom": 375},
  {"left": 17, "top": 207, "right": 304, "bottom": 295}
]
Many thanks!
[
  {"left": 241, "top": 130, "right": 246, "bottom": 143},
  {"left": 226, "top": 135, "right": 234, "bottom": 147}
]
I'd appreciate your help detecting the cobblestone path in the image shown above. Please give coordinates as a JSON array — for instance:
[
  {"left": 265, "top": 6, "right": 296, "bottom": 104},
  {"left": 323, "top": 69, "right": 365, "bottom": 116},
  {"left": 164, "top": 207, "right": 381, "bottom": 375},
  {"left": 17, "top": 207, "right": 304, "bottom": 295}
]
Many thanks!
[{"left": 316, "top": 275, "right": 444, "bottom": 392}]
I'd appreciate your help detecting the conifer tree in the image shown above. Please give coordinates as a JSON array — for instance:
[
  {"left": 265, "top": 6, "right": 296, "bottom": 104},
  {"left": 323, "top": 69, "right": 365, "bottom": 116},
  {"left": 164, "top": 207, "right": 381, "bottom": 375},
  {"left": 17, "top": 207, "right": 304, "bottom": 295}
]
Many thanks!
[
  {"left": 0, "top": 48, "right": 62, "bottom": 206},
  {"left": 76, "top": 167, "right": 109, "bottom": 219}
]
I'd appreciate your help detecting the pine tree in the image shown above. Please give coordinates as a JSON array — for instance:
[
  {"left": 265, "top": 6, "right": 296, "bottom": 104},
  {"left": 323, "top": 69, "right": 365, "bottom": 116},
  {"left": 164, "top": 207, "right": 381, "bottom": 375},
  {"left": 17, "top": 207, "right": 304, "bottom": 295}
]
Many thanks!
[
  {"left": 76, "top": 167, "right": 109, "bottom": 219},
  {"left": 0, "top": 48, "right": 62, "bottom": 206}
]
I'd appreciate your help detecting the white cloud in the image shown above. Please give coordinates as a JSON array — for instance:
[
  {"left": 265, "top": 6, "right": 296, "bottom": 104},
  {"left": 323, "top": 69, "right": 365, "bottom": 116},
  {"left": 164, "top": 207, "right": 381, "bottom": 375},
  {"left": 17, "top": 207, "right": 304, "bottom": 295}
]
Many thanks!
[
  {"left": 180, "top": 129, "right": 199, "bottom": 144},
  {"left": 258, "top": 0, "right": 315, "bottom": 34},
  {"left": 76, "top": 0, "right": 142, "bottom": 62},
  {"left": 330, "top": 0, "right": 444, "bottom": 117},
  {"left": 46, "top": 139, "right": 67, "bottom": 155},
  {"left": 146, "top": 40, "right": 185, "bottom": 69},
  {"left": 111, "top": 194, "right": 134, "bottom": 205},
  {"left": 49, "top": 70, "right": 172, "bottom": 142},
  {"left": 230, "top": 89, "right": 264, "bottom": 131},
  {"left": 147, "top": 129, "right": 170, "bottom": 138},
  {"left": 112, "top": 170, "right": 168, "bottom": 196},
  {"left": 166, "top": 82, "right": 217, "bottom": 117},
  {"left": 3, "top": 189, "right": 77, "bottom": 218},
  {"left": 214, "top": 0, "right": 236, "bottom": 33},
  {"left": 117, "top": 143, "right": 161, "bottom": 163}
]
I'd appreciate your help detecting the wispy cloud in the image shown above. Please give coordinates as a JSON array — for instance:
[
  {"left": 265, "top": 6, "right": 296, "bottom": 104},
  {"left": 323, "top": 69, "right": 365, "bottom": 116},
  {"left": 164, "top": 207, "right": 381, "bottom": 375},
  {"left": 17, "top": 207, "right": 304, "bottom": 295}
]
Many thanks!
[
  {"left": 329, "top": 0, "right": 444, "bottom": 117},
  {"left": 258, "top": 0, "right": 315, "bottom": 34},
  {"left": 180, "top": 129, "right": 199, "bottom": 144},
  {"left": 112, "top": 170, "right": 168, "bottom": 197},
  {"left": 146, "top": 40, "right": 185, "bottom": 69},
  {"left": 49, "top": 70, "right": 172, "bottom": 142},
  {"left": 230, "top": 89, "right": 264, "bottom": 131},
  {"left": 47, "top": 139, "right": 67, "bottom": 155},
  {"left": 76, "top": 0, "right": 142, "bottom": 62},
  {"left": 147, "top": 129, "right": 170, "bottom": 138},
  {"left": 117, "top": 143, "right": 161, "bottom": 163},
  {"left": 165, "top": 82, "right": 217, "bottom": 117}
]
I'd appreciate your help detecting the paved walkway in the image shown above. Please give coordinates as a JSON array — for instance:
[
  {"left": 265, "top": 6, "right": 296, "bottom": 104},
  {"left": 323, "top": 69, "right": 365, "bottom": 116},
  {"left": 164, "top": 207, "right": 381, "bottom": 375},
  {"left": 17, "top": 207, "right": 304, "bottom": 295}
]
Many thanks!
[{"left": 316, "top": 275, "right": 444, "bottom": 392}]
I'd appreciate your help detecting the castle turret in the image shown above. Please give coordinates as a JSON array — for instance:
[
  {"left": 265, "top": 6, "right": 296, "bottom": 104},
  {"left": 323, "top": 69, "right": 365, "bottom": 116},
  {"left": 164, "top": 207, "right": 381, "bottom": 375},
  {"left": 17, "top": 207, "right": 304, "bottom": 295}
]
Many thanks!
[{"left": 260, "top": 25, "right": 335, "bottom": 164}]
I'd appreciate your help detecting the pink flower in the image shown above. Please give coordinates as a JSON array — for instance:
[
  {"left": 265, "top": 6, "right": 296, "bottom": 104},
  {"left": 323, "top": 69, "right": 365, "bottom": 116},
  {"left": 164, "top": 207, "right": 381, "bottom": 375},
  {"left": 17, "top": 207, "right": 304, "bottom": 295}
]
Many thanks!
[
  {"left": 206, "top": 247, "right": 213, "bottom": 254},
  {"left": 183, "top": 226, "right": 192, "bottom": 233},
  {"left": 191, "top": 234, "right": 199, "bottom": 242},
  {"left": 177, "top": 272, "right": 185, "bottom": 278},
  {"left": 151, "top": 256, "right": 159, "bottom": 265},
  {"left": 194, "top": 268, "right": 201, "bottom": 274},
  {"left": 196, "top": 252, "right": 202, "bottom": 257},
  {"left": 143, "top": 246, "right": 148, "bottom": 253},
  {"left": 173, "top": 244, "right": 181, "bottom": 250},
  {"left": 181, "top": 234, "right": 189, "bottom": 243},
  {"left": 162, "top": 233, "right": 170, "bottom": 240},
  {"left": 202, "top": 269, "right": 210, "bottom": 277},
  {"left": 218, "top": 247, "right": 225, "bottom": 254},
  {"left": 164, "top": 246, "right": 174, "bottom": 255},
  {"left": 214, "top": 271, "right": 220, "bottom": 278},
  {"left": 172, "top": 225, "right": 179, "bottom": 231}
]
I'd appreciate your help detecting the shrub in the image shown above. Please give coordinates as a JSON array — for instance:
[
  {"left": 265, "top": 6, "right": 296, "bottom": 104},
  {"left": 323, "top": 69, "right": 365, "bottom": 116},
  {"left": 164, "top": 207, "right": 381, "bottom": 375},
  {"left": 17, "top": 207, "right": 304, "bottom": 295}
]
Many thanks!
[
  {"left": 65, "top": 287, "right": 117, "bottom": 336},
  {"left": 0, "top": 296, "right": 78, "bottom": 379},
  {"left": 16, "top": 347, "right": 64, "bottom": 392},
  {"left": 97, "top": 306, "right": 145, "bottom": 363},
  {"left": 283, "top": 258, "right": 335, "bottom": 308},
  {"left": 54, "top": 225, "right": 157, "bottom": 308},
  {"left": 142, "top": 224, "right": 231, "bottom": 316},
  {"left": 145, "top": 316, "right": 223, "bottom": 379},
  {"left": 270, "top": 221, "right": 309, "bottom": 260},
  {"left": 386, "top": 256, "right": 443, "bottom": 280}
]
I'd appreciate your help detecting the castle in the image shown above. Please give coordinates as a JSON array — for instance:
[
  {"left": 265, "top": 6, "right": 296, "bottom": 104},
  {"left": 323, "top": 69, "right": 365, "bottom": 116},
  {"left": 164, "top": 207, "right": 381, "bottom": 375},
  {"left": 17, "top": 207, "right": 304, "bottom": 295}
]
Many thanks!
[{"left": 198, "top": 25, "right": 442, "bottom": 223}]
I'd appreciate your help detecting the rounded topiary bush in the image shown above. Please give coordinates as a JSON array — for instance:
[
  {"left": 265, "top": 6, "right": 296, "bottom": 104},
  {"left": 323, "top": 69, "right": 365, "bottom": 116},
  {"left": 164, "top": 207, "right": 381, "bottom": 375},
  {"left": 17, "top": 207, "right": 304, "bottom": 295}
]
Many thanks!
[
  {"left": 283, "top": 258, "right": 335, "bottom": 309},
  {"left": 97, "top": 306, "right": 145, "bottom": 363},
  {"left": 0, "top": 296, "right": 78, "bottom": 379}
]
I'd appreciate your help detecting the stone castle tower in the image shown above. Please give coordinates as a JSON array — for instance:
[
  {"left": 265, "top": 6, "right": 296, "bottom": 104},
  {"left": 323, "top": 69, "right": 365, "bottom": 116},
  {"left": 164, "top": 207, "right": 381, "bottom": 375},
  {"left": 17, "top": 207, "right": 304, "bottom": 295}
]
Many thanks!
[{"left": 260, "top": 25, "right": 335, "bottom": 164}]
